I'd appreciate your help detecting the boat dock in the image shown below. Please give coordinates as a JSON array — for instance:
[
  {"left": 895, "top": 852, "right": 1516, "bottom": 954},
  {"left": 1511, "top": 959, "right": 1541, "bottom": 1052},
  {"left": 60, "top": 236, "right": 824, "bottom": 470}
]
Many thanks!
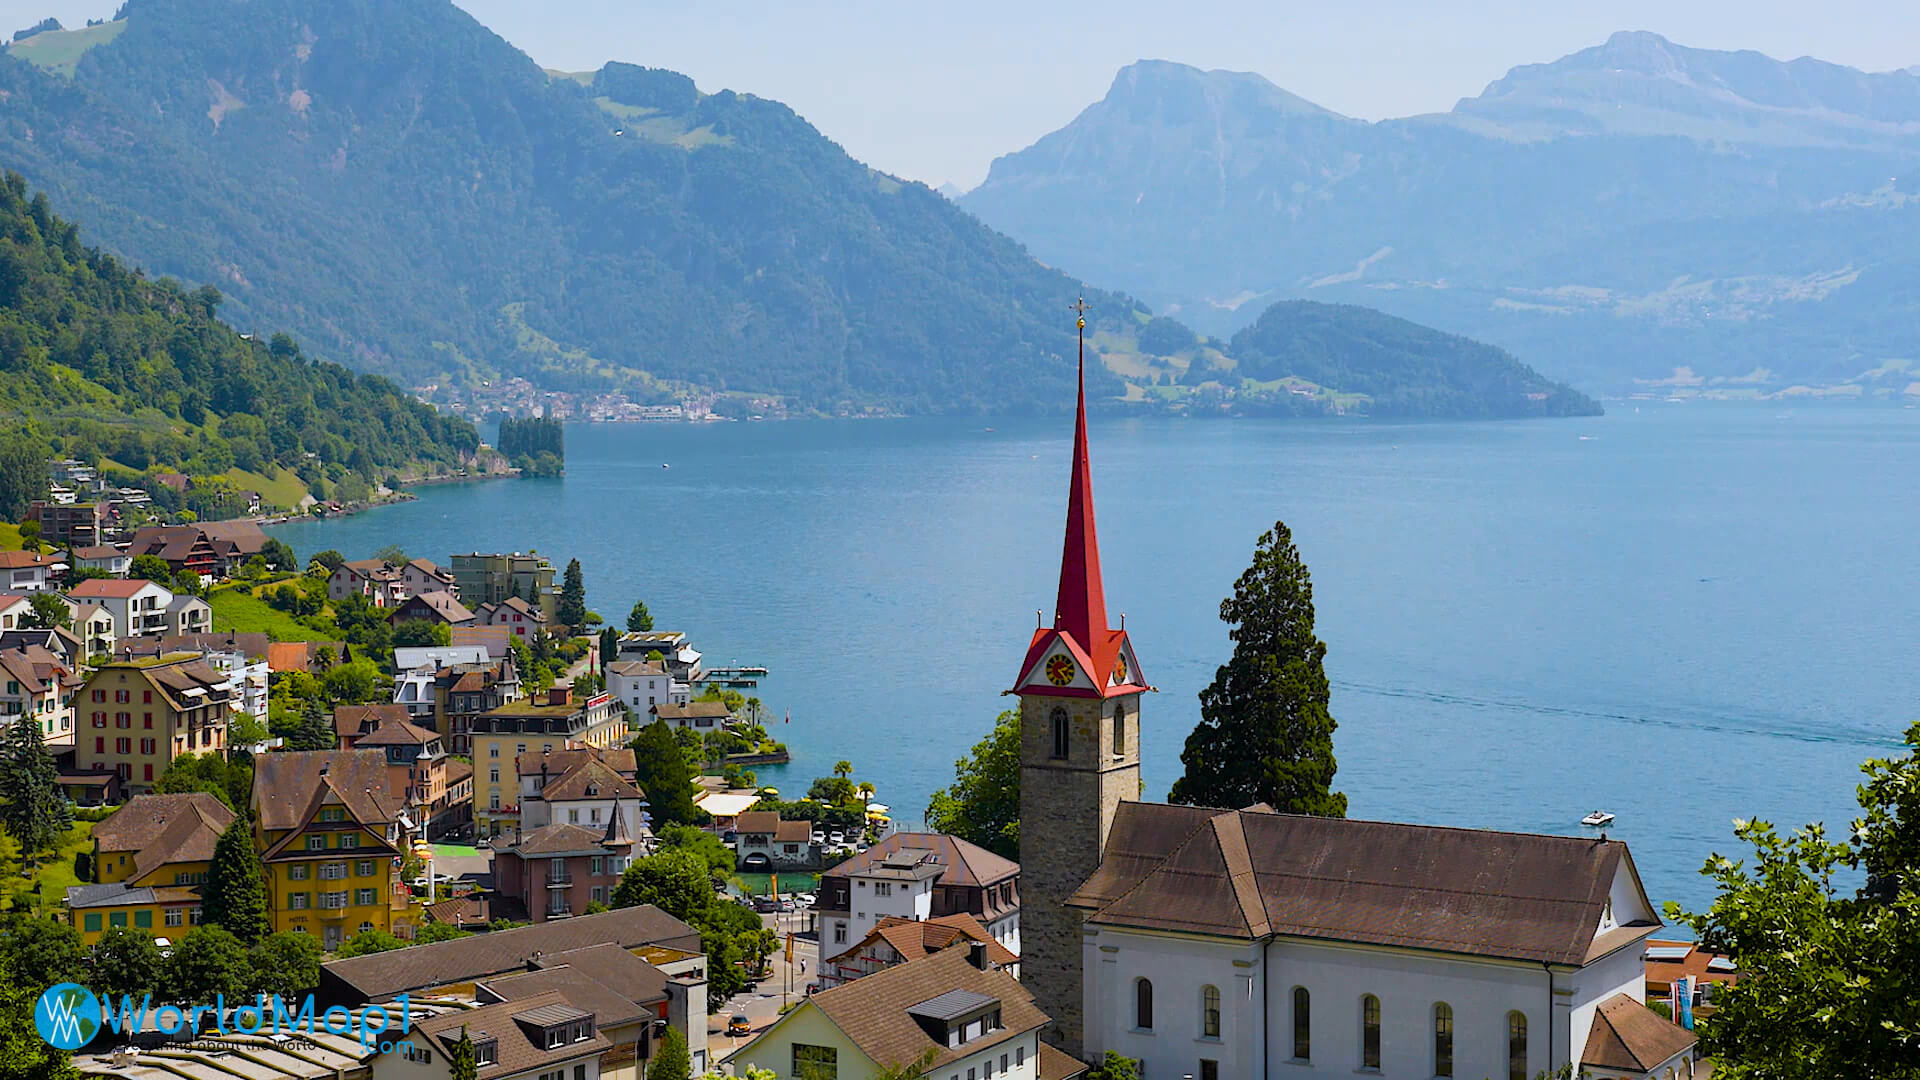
[{"left": 697, "top": 664, "right": 770, "bottom": 688}]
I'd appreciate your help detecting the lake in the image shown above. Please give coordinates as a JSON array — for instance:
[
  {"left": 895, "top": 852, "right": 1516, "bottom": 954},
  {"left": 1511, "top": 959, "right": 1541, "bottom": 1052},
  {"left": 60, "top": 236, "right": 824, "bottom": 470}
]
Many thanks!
[{"left": 268, "top": 404, "right": 1920, "bottom": 916}]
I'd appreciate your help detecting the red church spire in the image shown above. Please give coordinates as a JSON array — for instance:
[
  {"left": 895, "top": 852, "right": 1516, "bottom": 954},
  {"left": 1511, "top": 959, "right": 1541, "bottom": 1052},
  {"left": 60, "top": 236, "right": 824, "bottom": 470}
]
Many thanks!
[{"left": 1055, "top": 298, "right": 1109, "bottom": 651}]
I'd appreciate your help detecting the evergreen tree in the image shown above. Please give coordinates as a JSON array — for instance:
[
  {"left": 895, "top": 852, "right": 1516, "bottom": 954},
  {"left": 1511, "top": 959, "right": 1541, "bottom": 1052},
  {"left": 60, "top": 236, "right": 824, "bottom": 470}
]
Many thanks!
[
  {"left": 559, "top": 558, "right": 588, "bottom": 627},
  {"left": 1170, "top": 521, "right": 1347, "bottom": 816},
  {"left": 448, "top": 1027, "right": 477, "bottom": 1080},
  {"left": 287, "top": 699, "right": 336, "bottom": 752},
  {"left": 203, "top": 818, "right": 268, "bottom": 944},
  {"left": 90, "top": 927, "right": 164, "bottom": 998},
  {"left": 0, "top": 713, "right": 71, "bottom": 862},
  {"left": 925, "top": 710, "right": 1021, "bottom": 859},
  {"left": 646, "top": 1025, "right": 691, "bottom": 1080},
  {"left": 598, "top": 626, "right": 618, "bottom": 675},
  {"left": 631, "top": 719, "right": 698, "bottom": 827},
  {"left": 626, "top": 600, "right": 655, "bottom": 633}
]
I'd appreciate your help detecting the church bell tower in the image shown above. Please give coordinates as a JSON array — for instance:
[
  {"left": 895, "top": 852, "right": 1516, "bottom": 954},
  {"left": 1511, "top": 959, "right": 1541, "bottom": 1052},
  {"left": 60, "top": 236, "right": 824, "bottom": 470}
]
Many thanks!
[{"left": 1011, "top": 299, "right": 1147, "bottom": 1057}]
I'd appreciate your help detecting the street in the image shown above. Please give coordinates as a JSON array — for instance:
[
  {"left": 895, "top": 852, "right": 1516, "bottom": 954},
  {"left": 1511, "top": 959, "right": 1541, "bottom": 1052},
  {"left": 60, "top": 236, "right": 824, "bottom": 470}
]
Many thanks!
[{"left": 708, "top": 907, "right": 819, "bottom": 1048}]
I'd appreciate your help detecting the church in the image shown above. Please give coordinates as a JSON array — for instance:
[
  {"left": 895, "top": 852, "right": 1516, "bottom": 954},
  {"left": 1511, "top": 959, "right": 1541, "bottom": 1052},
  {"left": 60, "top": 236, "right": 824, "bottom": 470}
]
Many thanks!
[{"left": 1010, "top": 309, "right": 1697, "bottom": 1080}]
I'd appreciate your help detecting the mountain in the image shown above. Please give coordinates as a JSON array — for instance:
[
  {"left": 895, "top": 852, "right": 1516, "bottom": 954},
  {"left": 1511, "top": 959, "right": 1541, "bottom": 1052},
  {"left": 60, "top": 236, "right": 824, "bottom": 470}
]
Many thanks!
[
  {"left": 0, "top": 0, "right": 1149, "bottom": 416},
  {"left": 0, "top": 170, "right": 481, "bottom": 521},
  {"left": 963, "top": 37, "right": 1920, "bottom": 397}
]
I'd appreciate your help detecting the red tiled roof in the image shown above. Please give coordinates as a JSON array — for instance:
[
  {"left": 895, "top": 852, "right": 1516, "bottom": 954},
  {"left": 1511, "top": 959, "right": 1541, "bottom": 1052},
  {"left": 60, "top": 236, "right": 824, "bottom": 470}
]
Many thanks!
[
  {"left": 0, "top": 550, "right": 59, "bottom": 570},
  {"left": 829, "top": 913, "right": 1019, "bottom": 967},
  {"left": 1582, "top": 993, "right": 1697, "bottom": 1071},
  {"left": 825, "top": 832, "right": 1019, "bottom": 889},
  {"left": 90, "top": 793, "right": 235, "bottom": 878},
  {"left": 69, "top": 578, "right": 164, "bottom": 599},
  {"left": 333, "top": 704, "right": 412, "bottom": 741}
]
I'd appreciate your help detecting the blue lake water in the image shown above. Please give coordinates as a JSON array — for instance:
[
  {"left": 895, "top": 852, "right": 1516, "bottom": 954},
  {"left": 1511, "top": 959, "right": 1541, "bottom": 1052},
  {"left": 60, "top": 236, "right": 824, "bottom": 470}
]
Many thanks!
[{"left": 268, "top": 405, "right": 1920, "bottom": 916}]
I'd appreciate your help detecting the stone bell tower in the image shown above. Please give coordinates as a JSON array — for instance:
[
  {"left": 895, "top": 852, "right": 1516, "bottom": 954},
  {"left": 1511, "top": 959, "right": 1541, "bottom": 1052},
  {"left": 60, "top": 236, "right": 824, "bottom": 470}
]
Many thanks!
[{"left": 1011, "top": 299, "right": 1147, "bottom": 1058}]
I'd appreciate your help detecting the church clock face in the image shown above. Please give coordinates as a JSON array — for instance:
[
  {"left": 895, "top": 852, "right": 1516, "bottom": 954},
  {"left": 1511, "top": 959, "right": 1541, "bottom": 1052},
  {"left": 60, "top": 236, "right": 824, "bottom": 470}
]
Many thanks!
[
  {"left": 1045, "top": 654, "right": 1077, "bottom": 686},
  {"left": 1112, "top": 651, "right": 1129, "bottom": 685}
]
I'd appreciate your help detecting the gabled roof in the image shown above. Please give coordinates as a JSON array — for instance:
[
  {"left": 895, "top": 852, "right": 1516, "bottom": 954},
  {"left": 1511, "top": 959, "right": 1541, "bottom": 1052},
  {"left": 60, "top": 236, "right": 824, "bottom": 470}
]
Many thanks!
[
  {"left": 0, "top": 550, "right": 59, "bottom": 570},
  {"left": 1582, "top": 993, "right": 1697, "bottom": 1071},
  {"left": 393, "top": 591, "right": 475, "bottom": 624},
  {"left": 451, "top": 625, "right": 513, "bottom": 658},
  {"left": 604, "top": 659, "right": 666, "bottom": 677},
  {"left": 828, "top": 913, "right": 1019, "bottom": 967},
  {"left": 422, "top": 894, "right": 494, "bottom": 926},
  {"left": 159, "top": 632, "right": 270, "bottom": 661},
  {"left": 510, "top": 822, "right": 624, "bottom": 855},
  {"left": 412, "top": 990, "right": 609, "bottom": 1080},
  {"left": 252, "top": 749, "right": 401, "bottom": 833},
  {"left": 322, "top": 904, "right": 701, "bottom": 1002},
  {"left": 736, "top": 811, "right": 812, "bottom": 843},
  {"left": 355, "top": 714, "right": 441, "bottom": 747},
  {"left": 796, "top": 947, "right": 1051, "bottom": 1075},
  {"left": 652, "top": 701, "right": 731, "bottom": 720},
  {"left": 91, "top": 793, "right": 235, "bottom": 877},
  {"left": 516, "top": 746, "right": 636, "bottom": 780},
  {"left": 0, "top": 645, "right": 80, "bottom": 695},
  {"left": 69, "top": 578, "right": 167, "bottom": 600},
  {"left": 485, "top": 595, "right": 544, "bottom": 620},
  {"left": 824, "top": 832, "right": 1020, "bottom": 888},
  {"left": 334, "top": 703, "right": 412, "bottom": 742},
  {"left": 1079, "top": 803, "right": 1655, "bottom": 966},
  {"left": 539, "top": 758, "right": 643, "bottom": 803}
]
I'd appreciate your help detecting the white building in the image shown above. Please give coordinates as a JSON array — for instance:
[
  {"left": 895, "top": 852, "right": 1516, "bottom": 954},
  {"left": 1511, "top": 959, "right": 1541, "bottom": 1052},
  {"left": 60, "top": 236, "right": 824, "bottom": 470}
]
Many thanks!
[
  {"left": 0, "top": 550, "right": 64, "bottom": 592},
  {"left": 68, "top": 545, "right": 131, "bottom": 577},
  {"left": 605, "top": 659, "right": 683, "bottom": 716},
  {"left": 518, "top": 754, "right": 650, "bottom": 844},
  {"left": 183, "top": 642, "right": 270, "bottom": 720},
  {"left": 68, "top": 578, "right": 178, "bottom": 640},
  {"left": 1074, "top": 804, "right": 1695, "bottom": 1080},
  {"left": 368, "top": 990, "right": 605, "bottom": 1080}
]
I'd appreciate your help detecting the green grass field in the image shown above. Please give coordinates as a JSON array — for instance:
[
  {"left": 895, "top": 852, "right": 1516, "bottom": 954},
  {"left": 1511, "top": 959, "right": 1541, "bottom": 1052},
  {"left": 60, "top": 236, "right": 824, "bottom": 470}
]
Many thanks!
[
  {"left": 1, "top": 820, "right": 94, "bottom": 916},
  {"left": 6, "top": 20, "right": 127, "bottom": 78},
  {"left": 0, "top": 522, "right": 23, "bottom": 551},
  {"left": 227, "top": 466, "right": 310, "bottom": 511},
  {"left": 209, "top": 585, "right": 341, "bottom": 641}
]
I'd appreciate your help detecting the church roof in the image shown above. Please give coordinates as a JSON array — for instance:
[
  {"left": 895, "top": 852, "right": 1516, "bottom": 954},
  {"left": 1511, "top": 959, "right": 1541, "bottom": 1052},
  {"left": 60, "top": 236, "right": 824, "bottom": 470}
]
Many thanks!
[
  {"left": 1582, "top": 993, "right": 1696, "bottom": 1071},
  {"left": 1077, "top": 802, "right": 1658, "bottom": 966}
]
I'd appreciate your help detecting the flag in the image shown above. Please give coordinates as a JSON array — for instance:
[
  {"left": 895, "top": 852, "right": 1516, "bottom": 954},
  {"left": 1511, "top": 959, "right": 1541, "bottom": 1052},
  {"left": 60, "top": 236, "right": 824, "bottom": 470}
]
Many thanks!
[
  {"left": 771, "top": 873, "right": 779, "bottom": 900},
  {"left": 1678, "top": 976, "right": 1694, "bottom": 1030},
  {"left": 785, "top": 932, "right": 794, "bottom": 964},
  {"left": 784, "top": 707, "right": 790, "bottom": 724}
]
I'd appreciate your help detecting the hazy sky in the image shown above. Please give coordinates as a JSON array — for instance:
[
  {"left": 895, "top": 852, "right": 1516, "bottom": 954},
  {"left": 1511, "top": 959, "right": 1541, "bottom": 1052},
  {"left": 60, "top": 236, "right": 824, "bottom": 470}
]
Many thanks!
[{"left": 6, "top": 1, "right": 1917, "bottom": 187}]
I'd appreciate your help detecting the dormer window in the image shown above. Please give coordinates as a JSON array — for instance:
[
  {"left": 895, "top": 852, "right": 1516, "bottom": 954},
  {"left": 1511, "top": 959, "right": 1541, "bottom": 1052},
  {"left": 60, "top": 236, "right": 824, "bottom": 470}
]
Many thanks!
[
  {"left": 908, "top": 991, "right": 1003, "bottom": 1050},
  {"left": 472, "top": 1037, "right": 497, "bottom": 1066}
]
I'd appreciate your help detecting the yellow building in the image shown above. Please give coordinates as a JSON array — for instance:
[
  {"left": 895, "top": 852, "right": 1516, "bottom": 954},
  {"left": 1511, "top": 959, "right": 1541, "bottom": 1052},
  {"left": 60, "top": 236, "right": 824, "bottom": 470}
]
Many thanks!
[
  {"left": 252, "top": 749, "right": 409, "bottom": 951},
  {"left": 73, "top": 653, "right": 231, "bottom": 795},
  {"left": 67, "top": 791, "right": 235, "bottom": 946},
  {"left": 471, "top": 686, "right": 629, "bottom": 838}
]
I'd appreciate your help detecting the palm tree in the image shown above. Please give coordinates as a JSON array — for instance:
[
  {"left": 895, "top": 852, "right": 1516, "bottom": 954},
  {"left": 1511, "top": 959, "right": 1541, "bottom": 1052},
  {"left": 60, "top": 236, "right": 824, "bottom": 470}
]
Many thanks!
[
  {"left": 833, "top": 760, "right": 852, "bottom": 781},
  {"left": 858, "top": 782, "right": 875, "bottom": 810},
  {"left": 745, "top": 696, "right": 763, "bottom": 724}
]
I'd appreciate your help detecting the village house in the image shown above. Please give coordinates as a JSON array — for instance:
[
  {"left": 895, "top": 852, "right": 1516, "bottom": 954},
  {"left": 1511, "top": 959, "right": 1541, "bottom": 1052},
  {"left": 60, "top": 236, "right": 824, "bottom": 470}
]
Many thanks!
[
  {"left": 420, "top": 654, "right": 523, "bottom": 755},
  {"left": 819, "top": 833, "right": 1022, "bottom": 957},
  {"left": 0, "top": 625, "right": 87, "bottom": 670},
  {"left": 252, "top": 749, "right": 411, "bottom": 950},
  {"left": 400, "top": 557, "right": 458, "bottom": 598},
  {"left": 452, "top": 623, "right": 515, "bottom": 659},
  {"left": 0, "top": 643, "right": 84, "bottom": 748},
  {"left": 71, "top": 604, "right": 114, "bottom": 656},
  {"left": 494, "top": 812, "right": 640, "bottom": 921},
  {"left": 72, "top": 653, "right": 232, "bottom": 794},
  {"left": 68, "top": 544, "right": 131, "bottom": 577},
  {"left": 518, "top": 750, "right": 649, "bottom": 840},
  {"left": 334, "top": 703, "right": 412, "bottom": 749},
  {"left": 356, "top": 712, "right": 472, "bottom": 837},
  {"left": 471, "top": 687, "right": 627, "bottom": 837},
  {"left": 368, "top": 989, "right": 609, "bottom": 1080},
  {"left": 450, "top": 552, "right": 559, "bottom": 620},
  {"left": 477, "top": 594, "right": 547, "bottom": 638},
  {"left": 27, "top": 500, "right": 107, "bottom": 549},
  {"left": 472, "top": 942, "right": 699, "bottom": 1080},
  {"left": 68, "top": 578, "right": 208, "bottom": 641},
  {"left": 328, "top": 558, "right": 408, "bottom": 607},
  {"left": 0, "top": 549, "right": 64, "bottom": 591},
  {"left": 126, "top": 522, "right": 268, "bottom": 581},
  {"left": 614, "top": 630, "right": 703, "bottom": 683},
  {"left": 605, "top": 659, "right": 685, "bottom": 716},
  {"left": 65, "top": 792, "right": 233, "bottom": 946},
  {"left": 729, "top": 945, "right": 1081, "bottom": 1080},
  {"left": 0, "top": 593, "right": 31, "bottom": 631},
  {"left": 734, "top": 810, "right": 820, "bottom": 873},
  {"left": 387, "top": 589, "right": 476, "bottom": 627},
  {"left": 159, "top": 632, "right": 271, "bottom": 719},
  {"left": 649, "top": 699, "right": 732, "bottom": 731},
  {"left": 818, "top": 913, "right": 1020, "bottom": 992}
]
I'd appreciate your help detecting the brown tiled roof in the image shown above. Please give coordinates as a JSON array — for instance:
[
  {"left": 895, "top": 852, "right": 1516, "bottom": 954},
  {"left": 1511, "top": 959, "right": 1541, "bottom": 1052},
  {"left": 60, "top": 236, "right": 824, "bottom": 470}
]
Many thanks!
[
  {"left": 1080, "top": 803, "right": 1650, "bottom": 965},
  {"left": 1067, "top": 801, "right": 1220, "bottom": 911},
  {"left": 652, "top": 701, "right": 731, "bottom": 720},
  {"left": 445, "top": 760, "right": 474, "bottom": 785},
  {"left": 252, "top": 749, "right": 401, "bottom": 833},
  {"left": 604, "top": 660, "right": 666, "bottom": 677},
  {"left": 321, "top": 904, "right": 701, "bottom": 1002},
  {"left": 413, "top": 990, "right": 609, "bottom": 1080},
  {"left": 422, "top": 894, "right": 493, "bottom": 926},
  {"left": 0, "top": 646, "right": 80, "bottom": 695},
  {"left": 483, "top": 942, "right": 671, "bottom": 1024},
  {"left": 1582, "top": 993, "right": 1697, "bottom": 1071},
  {"left": 824, "top": 832, "right": 1019, "bottom": 889},
  {"left": 267, "top": 641, "right": 349, "bottom": 673},
  {"left": 69, "top": 578, "right": 165, "bottom": 599},
  {"left": 485, "top": 596, "right": 544, "bottom": 620},
  {"left": 1038, "top": 1043, "right": 1090, "bottom": 1080},
  {"left": 392, "top": 591, "right": 475, "bottom": 625},
  {"left": 354, "top": 714, "right": 441, "bottom": 747},
  {"left": 800, "top": 947, "right": 1048, "bottom": 1074},
  {"left": 197, "top": 521, "right": 267, "bottom": 556},
  {"left": 333, "top": 704, "right": 411, "bottom": 741},
  {"left": 830, "top": 913, "right": 1019, "bottom": 966},
  {"left": 539, "top": 758, "right": 644, "bottom": 803},
  {"left": 0, "top": 550, "right": 59, "bottom": 570},
  {"left": 509, "top": 823, "right": 619, "bottom": 855},
  {"left": 71, "top": 545, "right": 125, "bottom": 560},
  {"left": 91, "top": 793, "right": 235, "bottom": 877},
  {"left": 516, "top": 746, "right": 636, "bottom": 781}
]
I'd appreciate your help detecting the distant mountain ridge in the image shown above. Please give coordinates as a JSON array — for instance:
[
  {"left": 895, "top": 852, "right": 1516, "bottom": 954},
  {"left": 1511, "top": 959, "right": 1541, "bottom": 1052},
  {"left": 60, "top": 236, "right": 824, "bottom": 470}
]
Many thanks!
[{"left": 963, "top": 35, "right": 1920, "bottom": 397}]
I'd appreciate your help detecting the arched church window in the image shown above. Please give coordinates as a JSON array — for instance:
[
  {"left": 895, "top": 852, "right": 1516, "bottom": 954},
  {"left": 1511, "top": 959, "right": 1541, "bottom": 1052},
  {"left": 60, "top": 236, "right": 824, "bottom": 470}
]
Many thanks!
[
  {"left": 1433, "top": 1002, "right": 1453, "bottom": 1077},
  {"left": 1201, "top": 984, "right": 1220, "bottom": 1038},
  {"left": 1112, "top": 701, "right": 1126, "bottom": 758},
  {"left": 1361, "top": 994, "right": 1381, "bottom": 1069},
  {"left": 1051, "top": 707, "right": 1069, "bottom": 759},
  {"left": 1134, "top": 977, "right": 1154, "bottom": 1030},
  {"left": 1508, "top": 1012, "right": 1528, "bottom": 1080},
  {"left": 1291, "top": 987, "right": 1311, "bottom": 1061}
]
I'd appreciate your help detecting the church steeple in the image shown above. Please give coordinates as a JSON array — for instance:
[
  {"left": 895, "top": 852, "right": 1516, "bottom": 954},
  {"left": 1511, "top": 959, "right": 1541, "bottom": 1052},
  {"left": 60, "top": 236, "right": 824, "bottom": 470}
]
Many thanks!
[{"left": 1054, "top": 298, "right": 1108, "bottom": 654}]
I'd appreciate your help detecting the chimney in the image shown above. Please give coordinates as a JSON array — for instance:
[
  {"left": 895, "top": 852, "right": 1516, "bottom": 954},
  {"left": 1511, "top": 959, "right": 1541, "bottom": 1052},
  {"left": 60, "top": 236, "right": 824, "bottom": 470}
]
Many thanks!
[
  {"left": 968, "top": 941, "right": 988, "bottom": 971},
  {"left": 548, "top": 685, "right": 571, "bottom": 707},
  {"left": 318, "top": 761, "right": 330, "bottom": 776}
]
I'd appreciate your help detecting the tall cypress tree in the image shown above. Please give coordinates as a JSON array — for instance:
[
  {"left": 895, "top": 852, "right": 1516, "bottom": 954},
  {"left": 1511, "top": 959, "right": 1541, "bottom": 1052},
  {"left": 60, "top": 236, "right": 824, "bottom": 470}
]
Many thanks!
[
  {"left": 558, "top": 558, "right": 588, "bottom": 627},
  {"left": 0, "top": 712, "right": 70, "bottom": 863},
  {"left": 1170, "top": 521, "right": 1347, "bottom": 817},
  {"left": 631, "top": 719, "right": 698, "bottom": 827},
  {"left": 449, "top": 1027, "right": 477, "bottom": 1080},
  {"left": 202, "top": 818, "right": 269, "bottom": 944}
]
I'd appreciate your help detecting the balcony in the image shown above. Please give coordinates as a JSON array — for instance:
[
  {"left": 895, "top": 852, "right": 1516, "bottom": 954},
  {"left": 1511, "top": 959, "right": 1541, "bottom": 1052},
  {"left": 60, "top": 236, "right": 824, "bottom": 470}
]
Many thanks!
[
  {"left": 545, "top": 875, "right": 574, "bottom": 888},
  {"left": 544, "top": 905, "right": 573, "bottom": 919}
]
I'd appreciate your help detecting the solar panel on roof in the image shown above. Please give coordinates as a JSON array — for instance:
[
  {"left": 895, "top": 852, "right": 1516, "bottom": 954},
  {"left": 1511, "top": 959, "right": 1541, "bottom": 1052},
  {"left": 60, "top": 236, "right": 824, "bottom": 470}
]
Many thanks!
[
  {"left": 1644, "top": 945, "right": 1692, "bottom": 961},
  {"left": 1706, "top": 956, "right": 1737, "bottom": 972}
]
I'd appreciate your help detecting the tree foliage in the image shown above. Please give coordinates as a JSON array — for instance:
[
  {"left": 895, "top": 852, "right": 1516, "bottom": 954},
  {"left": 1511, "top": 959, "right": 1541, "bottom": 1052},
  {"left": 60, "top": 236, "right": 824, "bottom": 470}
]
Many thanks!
[
  {"left": 1084, "top": 1052, "right": 1142, "bottom": 1080},
  {"left": 925, "top": 710, "right": 1021, "bottom": 860},
  {"left": 334, "top": 929, "right": 406, "bottom": 957},
  {"left": 155, "top": 752, "right": 252, "bottom": 814},
  {"left": 658, "top": 823, "right": 736, "bottom": 878},
  {"left": 1171, "top": 521, "right": 1346, "bottom": 817},
  {"left": 24, "top": 592, "right": 68, "bottom": 630},
  {"left": 248, "top": 931, "right": 322, "bottom": 1000},
  {"left": 611, "top": 848, "right": 714, "bottom": 924},
  {"left": 646, "top": 1024, "right": 691, "bottom": 1080},
  {"left": 0, "top": 712, "right": 70, "bottom": 862},
  {"left": 632, "top": 719, "right": 700, "bottom": 827},
  {"left": 626, "top": 600, "right": 654, "bottom": 633},
  {"left": 0, "top": 948, "right": 80, "bottom": 1080},
  {"left": 558, "top": 557, "right": 587, "bottom": 627},
  {"left": 163, "top": 925, "right": 251, "bottom": 1001},
  {"left": 203, "top": 818, "right": 268, "bottom": 944},
  {"left": 1671, "top": 722, "right": 1920, "bottom": 1079},
  {"left": 1, "top": 917, "right": 83, "bottom": 987},
  {"left": 448, "top": 1027, "right": 477, "bottom": 1080}
]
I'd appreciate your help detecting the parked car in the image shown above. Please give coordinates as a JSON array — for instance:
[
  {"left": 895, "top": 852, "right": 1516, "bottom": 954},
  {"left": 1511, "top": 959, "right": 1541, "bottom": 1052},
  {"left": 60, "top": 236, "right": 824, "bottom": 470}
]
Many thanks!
[
  {"left": 828, "top": 831, "right": 845, "bottom": 845},
  {"left": 722, "top": 830, "right": 739, "bottom": 845},
  {"left": 752, "top": 896, "right": 779, "bottom": 913},
  {"left": 795, "top": 892, "right": 817, "bottom": 907},
  {"left": 727, "top": 1015, "right": 752, "bottom": 1037},
  {"left": 474, "top": 838, "right": 491, "bottom": 850}
]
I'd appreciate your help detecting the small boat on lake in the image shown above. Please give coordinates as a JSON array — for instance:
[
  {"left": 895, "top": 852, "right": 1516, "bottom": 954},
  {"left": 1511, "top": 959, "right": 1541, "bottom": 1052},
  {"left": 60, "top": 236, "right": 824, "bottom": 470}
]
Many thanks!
[{"left": 1581, "top": 810, "right": 1615, "bottom": 828}]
